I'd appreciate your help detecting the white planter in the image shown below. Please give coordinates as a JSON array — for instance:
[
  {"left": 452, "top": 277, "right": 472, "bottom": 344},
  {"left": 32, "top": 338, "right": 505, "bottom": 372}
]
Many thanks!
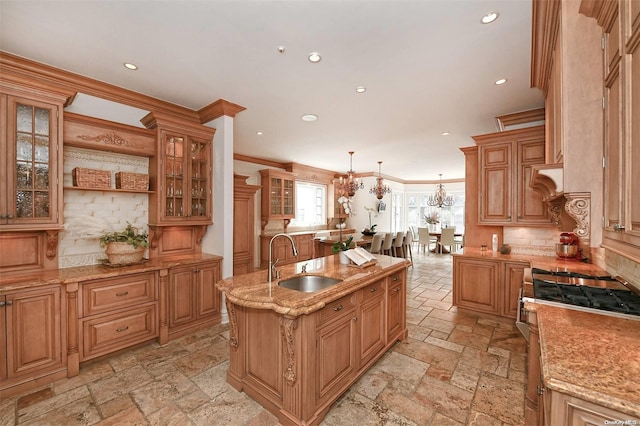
[{"left": 339, "top": 251, "right": 350, "bottom": 265}]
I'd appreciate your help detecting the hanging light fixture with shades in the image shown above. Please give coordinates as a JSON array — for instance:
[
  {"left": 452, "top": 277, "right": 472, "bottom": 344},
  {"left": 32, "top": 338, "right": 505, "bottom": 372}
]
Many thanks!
[
  {"left": 336, "top": 151, "right": 364, "bottom": 198},
  {"left": 427, "top": 174, "right": 455, "bottom": 208},
  {"left": 370, "top": 161, "right": 391, "bottom": 200}
]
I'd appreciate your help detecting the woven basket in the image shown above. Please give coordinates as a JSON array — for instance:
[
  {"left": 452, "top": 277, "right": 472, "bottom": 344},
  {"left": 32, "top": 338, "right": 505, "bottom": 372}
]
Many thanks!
[
  {"left": 72, "top": 167, "right": 111, "bottom": 189},
  {"left": 104, "top": 242, "right": 145, "bottom": 265},
  {"left": 115, "top": 172, "right": 149, "bottom": 191}
]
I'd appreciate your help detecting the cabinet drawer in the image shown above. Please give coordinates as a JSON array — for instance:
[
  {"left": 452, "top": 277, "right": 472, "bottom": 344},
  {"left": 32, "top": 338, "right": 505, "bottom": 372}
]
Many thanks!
[
  {"left": 317, "top": 294, "right": 356, "bottom": 326},
  {"left": 81, "top": 303, "right": 158, "bottom": 361},
  {"left": 81, "top": 272, "right": 157, "bottom": 317},
  {"left": 361, "top": 281, "right": 384, "bottom": 303}
]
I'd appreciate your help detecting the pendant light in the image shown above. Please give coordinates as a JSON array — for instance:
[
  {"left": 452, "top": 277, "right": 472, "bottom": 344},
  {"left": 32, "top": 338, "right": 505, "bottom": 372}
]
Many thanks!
[
  {"left": 336, "top": 151, "right": 364, "bottom": 198},
  {"left": 427, "top": 174, "right": 455, "bottom": 208},
  {"left": 369, "top": 161, "right": 391, "bottom": 200}
]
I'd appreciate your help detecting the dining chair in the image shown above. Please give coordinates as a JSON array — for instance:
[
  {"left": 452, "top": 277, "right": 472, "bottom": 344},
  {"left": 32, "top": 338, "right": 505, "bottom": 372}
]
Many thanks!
[
  {"left": 392, "top": 231, "right": 405, "bottom": 257},
  {"left": 410, "top": 226, "right": 420, "bottom": 250},
  {"left": 453, "top": 232, "right": 464, "bottom": 252},
  {"left": 381, "top": 232, "right": 394, "bottom": 256},
  {"left": 417, "top": 227, "right": 437, "bottom": 255},
  {"left": 438, "top": 227, "right": 456, "bottom": 254},
  {"left": 369, "top": 233, "right": 384, "bottom": 254},
  {"left": 403, "top": 229, "right": 413, "bottom": 263}
]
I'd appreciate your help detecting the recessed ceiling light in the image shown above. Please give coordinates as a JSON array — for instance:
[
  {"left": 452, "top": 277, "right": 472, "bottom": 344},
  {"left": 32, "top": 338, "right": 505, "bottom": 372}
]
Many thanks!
[
  {"left": 301, "top": 114, "right": 318, "bottom": 122},
  {"left": 308, "top": 52, "right": 322, "bottom": 63},
  {"left": 256, "top": 131, "right": 263, "bottom": 136},
  {"left": 442, "top": 131, "right": 451, "bottom": 136},
  {"left": 481, "top": 11, "right": 499, "bottom": 24},
  {"left": 355, "top": 86, "right": 366, "bottom": 93},
  {"left": 495, "top": 78, "right": 508, "bottom": 85},
  {"left": 277, "top": 46, "right": 285, "bottom": 54},
  {"left": 123, "top": 62, "right": 138, "bottom": 70}
]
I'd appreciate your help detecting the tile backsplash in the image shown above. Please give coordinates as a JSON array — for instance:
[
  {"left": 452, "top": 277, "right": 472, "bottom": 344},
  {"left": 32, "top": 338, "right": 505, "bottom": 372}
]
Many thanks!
[
  {"left": 59, "top": 147, "right": 149, "bottom": 268},
  {"left": 503, "top": 227, "right": 559, "bottom": 256}
]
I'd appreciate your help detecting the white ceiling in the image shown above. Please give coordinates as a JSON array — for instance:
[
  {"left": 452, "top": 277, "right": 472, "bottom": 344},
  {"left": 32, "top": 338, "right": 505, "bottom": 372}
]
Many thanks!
[{"left": 0, "top": 0, "right": 544, "bottom": 182}]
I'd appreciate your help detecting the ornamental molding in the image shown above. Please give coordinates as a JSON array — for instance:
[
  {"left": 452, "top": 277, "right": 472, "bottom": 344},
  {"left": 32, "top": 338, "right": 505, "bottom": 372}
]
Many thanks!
[
  {"left": 77, "top": 132, "right": 143, "bottom": 149},
  {"left": 564, "top": 192, "right": 591, "bottom": 242},
  {"left": 226, "top": 298, "right": 238, "bottom": 349},
  {"left": 280, "top": 317, "right": 298, "bottom": 386}
]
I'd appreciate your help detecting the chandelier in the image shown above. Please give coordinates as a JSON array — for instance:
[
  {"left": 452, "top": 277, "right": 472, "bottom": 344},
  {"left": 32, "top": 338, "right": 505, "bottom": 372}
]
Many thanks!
[
  {"left": 336, "top": 151, "right": 364, "bottom": 197},
  {"left": 427, "top": 174, "right": 455, "bottom": 208},
  {"left": 370, "top": 161, "right": 391, "bottom": 200}
]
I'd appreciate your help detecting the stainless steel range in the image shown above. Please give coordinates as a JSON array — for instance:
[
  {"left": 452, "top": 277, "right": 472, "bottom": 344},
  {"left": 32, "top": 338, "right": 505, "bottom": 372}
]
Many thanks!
[{"left": 516, "top": 267, "right": 640, "bottom": 341}]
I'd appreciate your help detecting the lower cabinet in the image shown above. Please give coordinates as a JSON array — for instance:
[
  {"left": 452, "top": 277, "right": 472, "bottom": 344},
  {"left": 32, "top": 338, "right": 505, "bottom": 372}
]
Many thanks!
[
  {"left": 541, "top": 389, "right": 640, "bottom": 425},
  {"left": 79, "top": 272, "right": 158, "bottom": 361},
  {"left": 168, "top": 259, "right": 221, "bottom": 339},
  {"left": 453, "top": 256, "right": 529, "bottom": 319},
  {"left": 0, "top": 285, "right": 66, "bottom": 398},
  {"left": 225, "top": 269, "right": 408, "bottom": 425}
]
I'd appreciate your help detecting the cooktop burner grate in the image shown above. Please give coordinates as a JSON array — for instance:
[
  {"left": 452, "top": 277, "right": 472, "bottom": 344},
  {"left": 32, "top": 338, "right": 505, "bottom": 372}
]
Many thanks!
[
  {"left": 531, "top": 268, "right": 617, "bottom": 281},
  {"left": 533, "top": 280, "right": 640, "bottom": 316}
]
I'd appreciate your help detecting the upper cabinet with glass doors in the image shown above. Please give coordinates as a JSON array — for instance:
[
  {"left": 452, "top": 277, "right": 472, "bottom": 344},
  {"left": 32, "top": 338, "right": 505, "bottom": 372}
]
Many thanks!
[
  {"left": 142, "top": 112, "right": 216, "bottom": 226},
  {"left": 0, "top": 88, "right": 69, "bottom": 230}
]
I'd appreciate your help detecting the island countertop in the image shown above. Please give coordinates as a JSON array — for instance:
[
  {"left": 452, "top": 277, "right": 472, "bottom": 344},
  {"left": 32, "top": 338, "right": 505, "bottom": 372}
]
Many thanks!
[
  {"left": 526, "top": 303, "right": 640, "bottom": 418},
  {"left": 217, "top": 253, "right": 410, "bottom": 316}
]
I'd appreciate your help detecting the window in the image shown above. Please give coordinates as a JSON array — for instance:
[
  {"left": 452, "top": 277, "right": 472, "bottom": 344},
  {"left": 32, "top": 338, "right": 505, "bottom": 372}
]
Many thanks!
[
  {"left": 391, "top": 191, "right": 404, "bottom": 232},
  {"left": 406, "top": 191, "right": 465, "bottom": 232},
  {"left": 291, "top": 181, "right": 326, "bottom": 227}
]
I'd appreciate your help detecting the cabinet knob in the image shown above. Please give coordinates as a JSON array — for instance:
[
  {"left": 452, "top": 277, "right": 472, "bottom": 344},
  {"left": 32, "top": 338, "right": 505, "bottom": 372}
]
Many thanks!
[
  {"left": 5, "top": 300, "right": 12, "bottom": 306},
  {"left": 6, "top": 214, "right": 13, "bottom": 219},
  {"left": 0, "top": 301, "right": 4, "bottom": 307},
  {"left": 332, "top": 304, "right": 343, "bottom": 311},
  {"left": 537, "top": 385, "right": 545, "bottom": 395},
  {"left": 392, "top": 288, "right": 401, "bottom": 294},
  {"left": 370, "top": 287, "right": 377, "bottom": 293},
  {"left": 613, "top": 224, "right": 626, "bottom": 231},
  {"left": 0, "top": 214, "right": 6, "bottom": 219}
]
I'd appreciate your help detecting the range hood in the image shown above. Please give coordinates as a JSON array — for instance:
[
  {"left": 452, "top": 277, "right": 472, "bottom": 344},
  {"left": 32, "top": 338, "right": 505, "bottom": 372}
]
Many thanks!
[{"left": 530, "top": 164, "right": 591, "bottom": 249}]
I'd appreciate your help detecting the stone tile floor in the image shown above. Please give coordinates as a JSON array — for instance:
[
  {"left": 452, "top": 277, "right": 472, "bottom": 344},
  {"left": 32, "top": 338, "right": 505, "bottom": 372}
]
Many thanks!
[{"left": 1, "top": 248, "right": 527, "bottom": 425}]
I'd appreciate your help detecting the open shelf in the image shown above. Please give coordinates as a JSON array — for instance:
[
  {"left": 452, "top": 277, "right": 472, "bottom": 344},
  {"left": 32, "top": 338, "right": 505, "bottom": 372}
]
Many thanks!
[{"left": 64, "top": 186, "right": 155, "bottom": 194}]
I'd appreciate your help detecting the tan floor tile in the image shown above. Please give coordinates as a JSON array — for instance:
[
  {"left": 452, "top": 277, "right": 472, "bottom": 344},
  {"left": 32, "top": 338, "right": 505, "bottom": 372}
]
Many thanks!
[
  {"left": 472, "top": 373, "right": 525, "bottom": 425},
  {"left": 97, "top": 405, "right": 147, "bottom": 426},
  {"left": 97, "top": 394, "right": 136, "bottom": 419},
  {"left": 20, "top": 395, "right": 100, "bottom": 425},
  {"left": 146, "top": 401, "right": 192, "bottom": 426},
  {"left": 413, "top": 375, "right": 474, "bottom": 423},
  {"left": 17, "top": 385, "right": 90, "bottom": 423}
]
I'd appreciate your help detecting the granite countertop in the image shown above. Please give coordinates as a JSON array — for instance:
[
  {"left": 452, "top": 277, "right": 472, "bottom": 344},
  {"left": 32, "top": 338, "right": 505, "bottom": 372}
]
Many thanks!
[
  {"left": 217, "top": 253, "right": 409, "bottom": 316},
  {"left": 262, "top": 229, "right": 357, "bottom": 237},
  {"left": 455, "top": 247, "right": 609, "bottom": 275},
  {"left": 526, "top": 303, "right": 640, "bottom": 418},
  {"left": 0, "top": 253, "right": 223, "bottom": 292}
]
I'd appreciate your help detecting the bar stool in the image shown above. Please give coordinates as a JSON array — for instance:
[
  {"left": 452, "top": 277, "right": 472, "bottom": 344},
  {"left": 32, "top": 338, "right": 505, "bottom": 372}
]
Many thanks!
[
  {"left": 392, "top": 231, "right": 405, "bottom": 257},
  {"left": 381, "top": 233, "right": 394, "bottom": 256}
]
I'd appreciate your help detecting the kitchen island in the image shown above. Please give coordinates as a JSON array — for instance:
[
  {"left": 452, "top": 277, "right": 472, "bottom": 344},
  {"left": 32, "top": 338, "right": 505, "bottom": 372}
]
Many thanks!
[{"left": 217, "top": 253, "right": 410, "bottom": 426}]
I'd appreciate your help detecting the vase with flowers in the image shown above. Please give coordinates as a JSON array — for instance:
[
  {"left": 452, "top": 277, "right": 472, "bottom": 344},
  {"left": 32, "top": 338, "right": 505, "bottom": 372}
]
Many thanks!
[{"left": 424, "top": 211, "right": 440, "bottom": 232}]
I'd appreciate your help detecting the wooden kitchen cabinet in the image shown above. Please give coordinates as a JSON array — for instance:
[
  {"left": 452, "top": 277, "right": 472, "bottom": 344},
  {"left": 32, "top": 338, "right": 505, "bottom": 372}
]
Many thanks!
[
  {"left": 259, "top": 233, "right": 314, "bottom": 268},
  {"left": 386, "top": 271, "right": 406, "bottom": 343},
  {"left": 582, "top": 0, "right": 640, "bottom": 259},
  {"left": 453, "top": 255, "right": 529, "bottom": 319},
  {"left": 79, "top": 272, "right": 158, "bottom": 361},
  {"left": 143, "top": 112, "right": 216, "bottom": 227},
  {"left": 358, "top": 281, "right": 386, "bottom": 368},
  {"left": 473, "top": 126, "right": 550, "bottom": 226},
  {"left": 542, "top": 388, "right": 640, "bottom": 425},
  {"left": 260, "top": 169, "right": 295, "bottom": 230},
  {"left": 0, "top": 285, "right": 66, "bottom": 397},
  {"left": 168, "top": 259, "right": 221, "bottom": 339},
  {"left": 0, "top": 89, "right": 68, "bottom": 230}
]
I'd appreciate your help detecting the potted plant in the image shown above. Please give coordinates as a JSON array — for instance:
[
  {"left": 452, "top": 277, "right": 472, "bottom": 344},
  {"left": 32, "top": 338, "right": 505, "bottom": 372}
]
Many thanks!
[
  {"left": 332, "top": 235, "right": 354, "bottom": 254},
  {"left": 99, "top": 223, "right": 149, "bottom": 265}
]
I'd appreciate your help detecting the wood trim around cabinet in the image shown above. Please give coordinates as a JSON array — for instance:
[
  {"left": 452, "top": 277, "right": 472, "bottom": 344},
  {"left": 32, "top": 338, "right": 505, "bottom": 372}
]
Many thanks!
[
  {"left": 64, "top": 112, "right": 156, "bottom": 157},
  {"left": 495, "top": 108, "right": 546, "bottom": 131},
  {"left": 198, "top": 99, "right": 246, "bottom": 123},
  {"left": 531, "top": 0, "right": 561, "bottom": 92}
]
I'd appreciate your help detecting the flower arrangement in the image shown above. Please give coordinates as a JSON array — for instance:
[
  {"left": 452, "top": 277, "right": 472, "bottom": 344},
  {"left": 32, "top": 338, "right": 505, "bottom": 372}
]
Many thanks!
[
  {"left": 363, "top": 206, "right": 377, "bottom": 235},
  {"left": 424, "top": 211, "right": 440, "bottom": 225},
  {"left": 99, "top": 223, "right": 149, "bottom": 249}
]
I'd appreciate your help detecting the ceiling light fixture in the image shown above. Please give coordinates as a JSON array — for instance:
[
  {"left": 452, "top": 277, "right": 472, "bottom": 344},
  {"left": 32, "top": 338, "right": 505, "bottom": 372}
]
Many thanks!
[
  {"left": 442, "top": 131, "right": 451, "bottom": 136},
  {"left": 308, "top": 52, "right": 322, "bottom": 63},
  {"left": 495, "top": 78, "right": 508, "bottom": 85},
  {"left": 277, "top": 46, "right": 286, "bottom": 54},
  {"left": 427, "top": 174, "right": 455, "bottom": 208},
  {"left": 256, "top": 131, "right": 263, "bottom": 135},
  {"left": 370, "top": 161, "right": 391, "bottom": 200},
  {"left": 355, "top": 86, "right": 367, "bottom": 93},
  {"left": 123, "top": 62, "right": 138, "bottom": 70},
  {"left": 301, "top": 114, "right": 318, "bottom": 122},
  {"left": 481, "top": 11, "right": 499, "bottom": 24},
  {"left": 336, "top": 151, "right": 364, "bottom": 198}
]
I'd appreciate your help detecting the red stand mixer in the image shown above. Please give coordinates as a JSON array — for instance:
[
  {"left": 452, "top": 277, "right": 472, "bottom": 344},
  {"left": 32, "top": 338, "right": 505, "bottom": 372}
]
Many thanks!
[{"left": 555, "top": 232, "right": 583, "bottom": 261}]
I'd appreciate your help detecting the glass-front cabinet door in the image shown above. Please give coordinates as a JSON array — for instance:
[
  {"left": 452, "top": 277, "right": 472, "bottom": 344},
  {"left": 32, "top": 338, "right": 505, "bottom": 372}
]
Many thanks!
[
  {"left": 160, "top": 131, "right": 211, "bottom": 224},
  {"left": 1, "top": 95, "right": 61, "bottom": 228}
]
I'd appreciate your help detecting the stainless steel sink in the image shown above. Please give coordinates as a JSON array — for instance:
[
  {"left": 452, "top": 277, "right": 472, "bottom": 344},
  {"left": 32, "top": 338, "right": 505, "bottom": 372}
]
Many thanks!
[{"left": 278, "top": 275, "right": 342, "bottom": 292}]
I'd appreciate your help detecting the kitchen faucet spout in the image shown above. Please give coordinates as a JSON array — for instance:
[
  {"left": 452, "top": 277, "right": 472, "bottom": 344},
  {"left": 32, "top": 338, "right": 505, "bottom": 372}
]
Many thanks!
[{"left": 268, "top": 233, "right": 298, "bottom": 282}]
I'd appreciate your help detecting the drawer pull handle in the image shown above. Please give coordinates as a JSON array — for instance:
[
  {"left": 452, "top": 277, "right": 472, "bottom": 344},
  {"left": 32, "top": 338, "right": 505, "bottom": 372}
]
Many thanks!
[
  {"left": 392, "top": 288, "right": 401, "bottom": 294},
  {"left": 392, "top": 276, "right": 399, "bottom": 281},
  {"left": 116, "top": 291, "right": 129, "bottom": 297},
  {"left": 370, "top": 287, "right": 377, "bottom": 292},
  {"left": 4, "top": 300, "right": 12, "bottom": 305},
  {"left": 332, "top": 304, "right": 343, "bottom": 311},
  {"left": 116, "top": 326, "right": 129, "bottom": 332}
]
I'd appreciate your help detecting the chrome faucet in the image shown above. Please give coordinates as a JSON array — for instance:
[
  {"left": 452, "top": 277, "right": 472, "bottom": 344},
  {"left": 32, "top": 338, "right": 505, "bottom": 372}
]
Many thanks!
[{"left": 268, "top": 233, "right": 298, "bottom": 282}]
